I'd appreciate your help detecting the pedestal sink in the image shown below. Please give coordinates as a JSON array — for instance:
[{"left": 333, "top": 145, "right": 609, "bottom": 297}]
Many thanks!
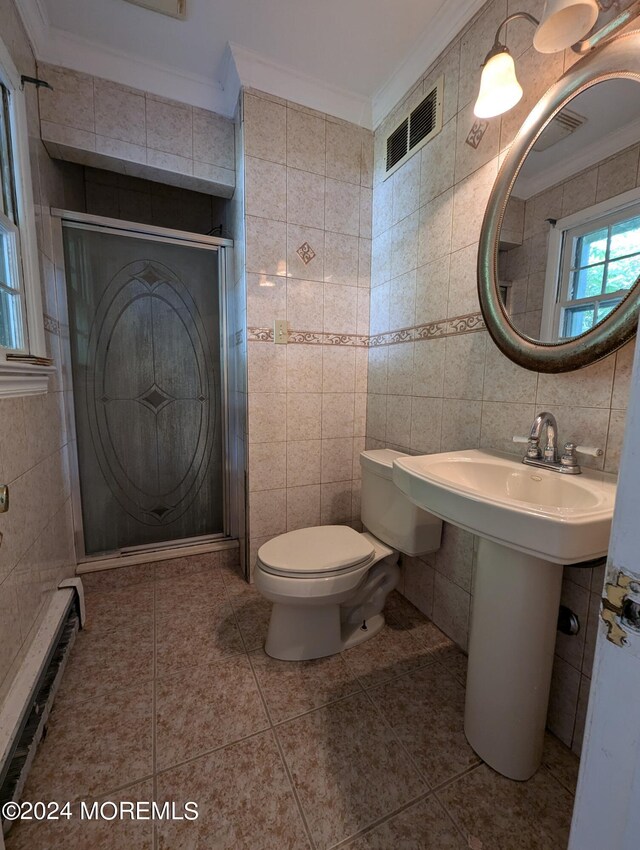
[{"left": 392, "top": 449, "right": 616, "bottom": 780}]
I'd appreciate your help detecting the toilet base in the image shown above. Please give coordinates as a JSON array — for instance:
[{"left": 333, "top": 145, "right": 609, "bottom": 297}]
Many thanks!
[{"left": 264, "top": 604, "right": 387, "bottom": 661}]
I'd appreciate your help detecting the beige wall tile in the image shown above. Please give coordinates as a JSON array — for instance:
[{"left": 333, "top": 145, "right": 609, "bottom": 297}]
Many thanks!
[
  {"left": 245, "top": 157, "right": 287, "bottom": 221},
  {"left": 432, "top": 572, "right": 471, "bottom": 651},
  {"left": 244, "top": 93, "right": 286, "bottom": 164},
  {"left": 249, "top": 393, "right": 287, "bottom": 443},
  {"left": 286, "top": 345, "right": 323, "bottom": 393},
  {"left": 247, "top": 273, "right": 287, "bottom": 327},
  {"left": 440, "top": 399, "right": 482, "bottom": 452},
  {"left": 286, "top": 108, "right": 326, "bottom": 174},
  {"left": 415, "top": 257, "right": 450, "bottom": 325},
  {"left": 320, "top": 481, "right": 353, "bottom": 524},
  {"left": 443, "top": 333, "right": 487, "bottom": 400},
  {"left": 386, "top": 394, "right": 412, "bottom": 448},
  {"left": 325, "top": 179, "right": 361, "bottom": 237},
  {"left": 249, "top": 442, "right": 287, "bottom": 491},
  {"left": 410, "top": 397, "right": 443, "bottom": 454},
  {"left": 480, "top": 401, "right": 537, "bottom": 455},
  {"left": 286, "top": 279, "right": 324, "bottom": 329},
  {"left": 193, "top": 107, "right": 234, "bottom": 169},
  {"left": 287, "top": 441, "right": 321, "bottom": 487},
  {"left": 392, "top": 155, "right": 421, "bottom": 225},
  {"left": 417, "top": 189, "right": 453, "bottom": 267},
  {"left": 249, "top": 489, "right": 286, "bottom": 538},
  {"left": 287, "top": 484, "right": 321, "bottom": 530},
  {"left": 324, "top": 232, "right": 359, "bottom": 287},
  {"left": 248, "top": 342, "right": 287, "bottom": 393},
  {"left": 39, "top": 65, "right": 95, "bottom": 132},
  {"left": 420, "top": 117, "right": 456, "bottom": 207},
  {"left": 391, "top": 210, "right": 420, "bottom": 278},
  {"left": 322, "top": 393, "right": 355, "bottom": 439},
  {"left": 435, "top": 524, "right": 474, "bottom": 593},
  {"left": 94, "top": 79, "right": 145, "bottom": 146},
  {"left": 326, "top": 121, "right": 363, "bottom": 185},
  {"left": 321, "top": 438, "right": 354, "bottom": 483},
  {"left": 287, "top": 393, "right": 322, "bottom": 440},
  {"left": 323, "top": 346, "right": 356, "bottom": 393},
  {"left": 287, "top": 168, "right": 325, "bottom": 229},
  {"left": 146, "top": 97, "right": 192, "bottom": 159},
  {"left": 246, "top": 216, "right": 287, "bottom": 276},
  {"left": 323, "top": 284, "right": 358, "bottom": 334}
]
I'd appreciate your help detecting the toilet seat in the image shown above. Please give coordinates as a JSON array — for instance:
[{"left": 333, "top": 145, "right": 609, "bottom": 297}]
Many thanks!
[{"left": 257, "top": 525, "right": 375, "bottom": 578}]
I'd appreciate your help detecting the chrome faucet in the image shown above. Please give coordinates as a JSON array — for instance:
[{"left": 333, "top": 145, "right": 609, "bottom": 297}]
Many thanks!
[
  {"left": 513, "top": 411, "right": 603, "bottom": 475},
  {"left": 529, "top": 411, "right": 559, "bottom": 463}
]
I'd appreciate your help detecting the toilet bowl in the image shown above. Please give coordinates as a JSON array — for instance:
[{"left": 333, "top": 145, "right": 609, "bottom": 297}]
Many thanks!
[{"left": 255, "top": 449, "right": 442, "bottom": 661}]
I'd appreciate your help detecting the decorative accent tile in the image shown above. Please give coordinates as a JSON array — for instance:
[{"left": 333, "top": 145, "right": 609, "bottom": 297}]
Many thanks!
[
  {"left": 296, "top": 242, "right": 316, "bottom": 265},
  {"left": 466, "top": 119, "right": 489, "bottom": 149},
  {"left": 43, "top": 313, "right": 60, "bottom": 335}
]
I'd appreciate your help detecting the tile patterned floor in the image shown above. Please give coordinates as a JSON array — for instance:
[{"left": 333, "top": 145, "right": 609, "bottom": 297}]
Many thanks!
[{"left": 5, "top": 551, "right": 580, "bottom": 850}]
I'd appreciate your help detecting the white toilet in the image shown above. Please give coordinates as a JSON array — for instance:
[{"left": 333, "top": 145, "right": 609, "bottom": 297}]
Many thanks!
[{"left": 255, "top": 449, "right": 442, "bottom": 660}]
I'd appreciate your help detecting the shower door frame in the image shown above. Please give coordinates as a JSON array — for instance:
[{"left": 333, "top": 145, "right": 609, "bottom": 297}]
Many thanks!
[{"left": 52, "top": 209, "right": 234, "bottom": 566}]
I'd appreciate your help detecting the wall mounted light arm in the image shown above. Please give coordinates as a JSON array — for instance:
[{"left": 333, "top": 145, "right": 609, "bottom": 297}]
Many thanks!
[
  {"left": 572, "top": 0, "right": 640, "bottom": 52},
  {"left": 489, "top": 12, "right": 541, "bottom": 54}
]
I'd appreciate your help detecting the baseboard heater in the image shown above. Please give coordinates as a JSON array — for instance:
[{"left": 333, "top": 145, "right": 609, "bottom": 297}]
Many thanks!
[{"left": 0, "top": 579, "right": 85, "bottom": 838}]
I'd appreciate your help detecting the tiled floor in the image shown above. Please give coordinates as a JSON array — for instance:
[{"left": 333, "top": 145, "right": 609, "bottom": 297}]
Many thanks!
[{"left": 6, "top": 551, "right": 579, "bottom": 850}]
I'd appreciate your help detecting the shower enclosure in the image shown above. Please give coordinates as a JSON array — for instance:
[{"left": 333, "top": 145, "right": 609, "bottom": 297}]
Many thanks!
[{"left": 58, "top": 212, "right": 231, "bottom": 560}]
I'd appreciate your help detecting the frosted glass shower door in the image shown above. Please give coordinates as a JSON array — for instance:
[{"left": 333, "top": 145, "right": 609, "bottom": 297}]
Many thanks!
[{"left": 63, "top": 224, "right": 225, "bottom": 556}]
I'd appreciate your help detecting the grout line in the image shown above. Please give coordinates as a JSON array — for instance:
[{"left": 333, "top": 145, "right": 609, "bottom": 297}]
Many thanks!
[
  {"left": 327, "top": 789, "right": 434, "bottom": 849},
  {"left": 242, "top": 644, "right": 318, "bottom": 849}
]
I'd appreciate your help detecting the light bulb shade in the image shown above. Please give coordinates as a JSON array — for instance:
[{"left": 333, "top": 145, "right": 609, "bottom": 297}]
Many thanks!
[
  {"left": 474, "top": 50, "right": 523, "bottom": 119},
  {"left": 533, "top": 0, "right": 599, "bottom": 53}
]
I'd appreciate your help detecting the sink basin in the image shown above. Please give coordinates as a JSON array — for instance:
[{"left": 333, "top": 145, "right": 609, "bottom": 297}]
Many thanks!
[
  {"left": 392, "top": 447, "right": 618, "bottom": 781},
  {"left": 393, "top": 448, "right": 617, "bottom": 564}
]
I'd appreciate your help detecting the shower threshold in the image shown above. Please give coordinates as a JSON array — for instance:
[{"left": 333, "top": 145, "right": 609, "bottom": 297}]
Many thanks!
[{"left": 76, "top": 535, "right": 238, "bottom": 574}]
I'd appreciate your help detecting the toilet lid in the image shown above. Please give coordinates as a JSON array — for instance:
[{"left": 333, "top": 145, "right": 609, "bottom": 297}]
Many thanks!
[{"left": 257, "top": 526, "right": 375, "bottom": 576}]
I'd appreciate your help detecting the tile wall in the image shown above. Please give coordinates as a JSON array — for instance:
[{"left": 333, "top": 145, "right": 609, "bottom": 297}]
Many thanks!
[
  {"left": 241, "top": 89, "right": 374, "bottom": 576},
  {"left": 0, "top": 0, "right": 76, "bottom": 698},
  {"left": 77, "top": 166, "right": 230, "bottom": 235},
  {"left": 37, "top": 64, "right": 236, "bottom": 198},
  {"left": 366, "top": 0, "right": 634, "bottom": 753}
]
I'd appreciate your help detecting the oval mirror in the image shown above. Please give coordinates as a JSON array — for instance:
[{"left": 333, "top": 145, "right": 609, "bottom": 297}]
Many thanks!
[{"left": 478, "top": 31, "right": 640, "bottom": 372}]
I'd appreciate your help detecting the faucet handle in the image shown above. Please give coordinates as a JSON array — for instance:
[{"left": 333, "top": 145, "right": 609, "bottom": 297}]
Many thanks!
[
  {"left": 575, "top": 445, "right": 603, "bottom": 458},
  {"left": 513, "top": 435, "right": 540, "bottom": 458}
]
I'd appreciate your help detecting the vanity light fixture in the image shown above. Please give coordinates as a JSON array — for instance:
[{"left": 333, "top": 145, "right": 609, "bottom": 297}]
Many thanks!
[
  {"left": 473, "top": 0, "right": 637, "bottom": 118},
  {"left": 474, "top": 12, "right": 538, "bottom": 119}
]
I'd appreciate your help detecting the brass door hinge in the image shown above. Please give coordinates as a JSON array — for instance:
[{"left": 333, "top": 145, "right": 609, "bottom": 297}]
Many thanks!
[{"left": 601, "top": 570, "right": 640, "bottom": 647}]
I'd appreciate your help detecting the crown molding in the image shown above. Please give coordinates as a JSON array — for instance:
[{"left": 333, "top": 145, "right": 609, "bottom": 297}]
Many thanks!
[
  {"left": 14, "top": 0, "right": 50, "bottom": 55},
  {"left": 15, "top": 0, "right": 484, "bottom": 130},
  {"left": 228, "top": 42, "right": 372, "bottom": 128},
  {"left": 44, "top": 27, "right": 231, "bottom": 114},
  {"left": 371, "top": 0, "right": 486, "bottom": 128}
]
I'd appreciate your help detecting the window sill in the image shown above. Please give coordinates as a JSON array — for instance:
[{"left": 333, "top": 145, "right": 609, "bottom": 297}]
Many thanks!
[{"left": 0, "top": 360, "right": 56, "bottom": 398}]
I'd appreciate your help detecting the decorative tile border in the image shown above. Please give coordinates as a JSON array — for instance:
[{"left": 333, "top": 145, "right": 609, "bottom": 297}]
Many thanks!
[{"left": 247, "top": 312, "right": 485, "bottom": 348}]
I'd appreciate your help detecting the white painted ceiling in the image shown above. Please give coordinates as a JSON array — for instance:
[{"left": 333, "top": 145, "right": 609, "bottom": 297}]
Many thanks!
[{"left": 22, "top": 0, "right": 485, "bottom": 126}]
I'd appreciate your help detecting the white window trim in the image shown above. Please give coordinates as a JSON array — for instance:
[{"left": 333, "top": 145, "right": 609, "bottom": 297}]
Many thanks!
[
  {"left": 0, "top": 35, "right": 52, "bottom": 397},
  {"left": 540, "top": 186, "right": 640, "bottom": 342}
]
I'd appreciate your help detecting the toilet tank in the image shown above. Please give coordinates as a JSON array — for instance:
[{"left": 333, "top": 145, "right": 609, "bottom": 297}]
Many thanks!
[{"left": 360, "top": 449, "right": 442, "bottom": 556}]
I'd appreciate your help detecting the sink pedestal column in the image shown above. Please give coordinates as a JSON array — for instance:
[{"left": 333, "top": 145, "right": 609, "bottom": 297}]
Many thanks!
[{"left": 464, "top": 537, "right": 563, "bottom": 781}]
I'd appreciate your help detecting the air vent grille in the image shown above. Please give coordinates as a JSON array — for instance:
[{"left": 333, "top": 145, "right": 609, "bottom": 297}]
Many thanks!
[
  {"left": 386, "top": 119, "right": 408, "bottom": 172},
  {"left": 409, "top": 87, "right": 438, "bottom": 150},
  {"left": 384, "top": 76, "right": 443, "bottom": 178}
]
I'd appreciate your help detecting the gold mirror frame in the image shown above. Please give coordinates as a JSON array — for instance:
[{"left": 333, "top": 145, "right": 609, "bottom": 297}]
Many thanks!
[{"left": 478, "top": 30, "right": 640, "bottom": 373}]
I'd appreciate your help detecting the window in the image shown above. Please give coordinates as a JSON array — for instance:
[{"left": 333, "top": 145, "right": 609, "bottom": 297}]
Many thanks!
[
  {"left": 541, "top": 191, "right": 640, "bottom": 341},
  {"left": 0, "top": 81, "right": 26, "bottom": 351},
  {"left": 0, "top": 34, "right": 49, "bottom": 395}
]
